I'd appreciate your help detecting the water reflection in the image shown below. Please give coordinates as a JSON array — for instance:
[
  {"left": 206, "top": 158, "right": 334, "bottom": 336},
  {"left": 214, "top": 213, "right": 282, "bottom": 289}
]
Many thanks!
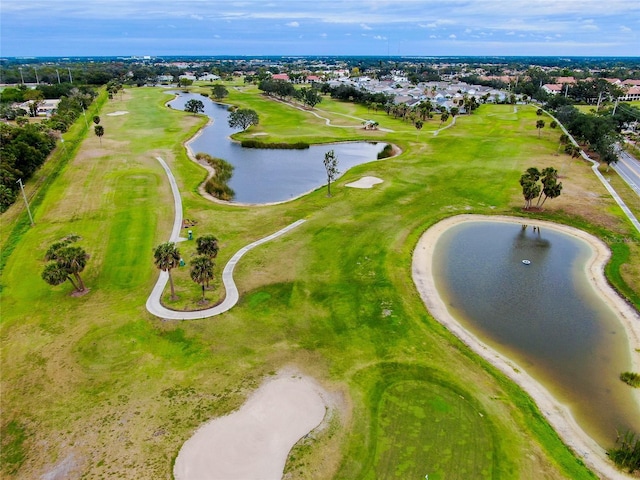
[{"left": 433, "top": 221, "right": 640, "bottom": 447}]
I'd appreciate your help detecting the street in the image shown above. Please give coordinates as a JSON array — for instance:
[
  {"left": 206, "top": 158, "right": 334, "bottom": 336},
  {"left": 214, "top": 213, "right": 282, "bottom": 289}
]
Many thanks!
[{"left": 613, "top": 149, "right": 640, "bottom": 197}]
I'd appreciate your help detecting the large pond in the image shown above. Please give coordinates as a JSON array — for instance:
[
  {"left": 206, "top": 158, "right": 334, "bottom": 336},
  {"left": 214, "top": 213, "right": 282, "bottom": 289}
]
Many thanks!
[
  {"left": 432, "top": 220, "right": 640, "bottom": 447},
  {"left": 169, "top": 93, "right": 387, "bottom": 204}
]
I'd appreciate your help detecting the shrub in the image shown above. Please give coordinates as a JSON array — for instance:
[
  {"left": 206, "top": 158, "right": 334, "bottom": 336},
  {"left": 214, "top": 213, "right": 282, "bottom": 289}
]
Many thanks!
[
  {"left": 195, "top": 152, "right": 235, "bottom": 201},
  {"left": 620, "top": 372, "right": 640, "bottom": 388},
  {"left": 377, "top": 144, "right": 393, "bottom": 159},
  {"left": 608, "top": 430, "right": 640, "bottom": 473},
  {"left": 240, "top": 140, "right": 309, "bottom": 150}
]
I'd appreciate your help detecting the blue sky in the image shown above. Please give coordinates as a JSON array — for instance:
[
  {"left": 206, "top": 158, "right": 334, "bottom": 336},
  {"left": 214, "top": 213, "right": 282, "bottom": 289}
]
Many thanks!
[{"left": 1, "top": 0, "right": 639, "bottom": 57}]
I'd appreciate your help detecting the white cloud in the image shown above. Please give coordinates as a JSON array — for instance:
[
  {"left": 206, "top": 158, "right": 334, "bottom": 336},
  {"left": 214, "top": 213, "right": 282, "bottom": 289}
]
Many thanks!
[
  {"left": 620, "top": 25, "right": 632, "bottom": 32},
  {"left": 190, "top": 14, "right": 203, "bottom": 20},
  {"left": 373, "top": 35, "right": 387, "bottom": 40},
  {"left": 286, "top": 21, "right": 300, "bottom": 27},
  {"left": 449, "top": 34, "right": 457, "bottom": 39},
  {"left": 429, "top": 34, "right": 438, "bottom": 38},
  {"left": 506, "top": 31, "right": 515, "bottom": 36},
  {"left": 320, "top": 32, "right": 327, "bottom": 37},
  {"left": 360, "top": 23, "right": 372, "bottom": 30}
]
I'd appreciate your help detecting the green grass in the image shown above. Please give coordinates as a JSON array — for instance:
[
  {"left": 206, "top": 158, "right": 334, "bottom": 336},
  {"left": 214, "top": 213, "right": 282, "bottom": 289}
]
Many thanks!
[{"left": 1, "top": 84, "right": 636, "bottom": 478}]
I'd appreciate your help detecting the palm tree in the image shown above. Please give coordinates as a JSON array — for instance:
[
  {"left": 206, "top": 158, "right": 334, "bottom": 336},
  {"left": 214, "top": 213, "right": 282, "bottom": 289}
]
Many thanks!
[
  {"left": 153, "top": 242, "right": 181, "bottom": 300},
  {"left": 520, "top": 167, "right": 542, "bottom": 209},
  {"left": 537, "top": 167, "right": 559, "bottom": 207},
  {"left": 414, "top": 120, "right": 423, "bottom": 139},
  {"left": 42, "top": 262, "right": 74, "bottom": 289},
  {"left": 190, "top": 255, "right": 214, "bottom": 301},
  {"left": 196, "top": 235, "right": 219, "bottom": 259},
  {"left": 43, "top": 243, "right": 89, "bottom": 292},
  {"left": 536, "top": 119, "right": 545, "bottom": 137},
  {"left": 440, "top": 112, "right": 450, "bottom": 126},
  {"left": 94, "top": 125, "right": 104, "bottom": 145}
]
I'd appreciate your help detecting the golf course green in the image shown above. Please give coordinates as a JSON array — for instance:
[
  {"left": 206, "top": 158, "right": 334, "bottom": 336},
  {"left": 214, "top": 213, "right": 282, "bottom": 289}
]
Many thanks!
[{"left": 1, "top": 82, "right": 639, "bottom": 479}]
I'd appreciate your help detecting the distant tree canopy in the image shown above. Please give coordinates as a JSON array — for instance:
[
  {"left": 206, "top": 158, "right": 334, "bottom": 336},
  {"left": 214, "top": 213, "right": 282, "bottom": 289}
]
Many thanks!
[
  {"left": 0, "top": 123, "right": 57, "bottom": 212},
  {"left": 547, "top": 104, "right": 620, "bottom": 166}
]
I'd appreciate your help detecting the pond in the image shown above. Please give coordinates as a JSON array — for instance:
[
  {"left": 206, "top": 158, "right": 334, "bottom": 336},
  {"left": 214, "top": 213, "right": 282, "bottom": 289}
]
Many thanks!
[
  {"left": 432, "top": 220, "right": 640, "bottom": 448},
  {"left": 169, "top": 93, "right": 387, "bottom": 204}
]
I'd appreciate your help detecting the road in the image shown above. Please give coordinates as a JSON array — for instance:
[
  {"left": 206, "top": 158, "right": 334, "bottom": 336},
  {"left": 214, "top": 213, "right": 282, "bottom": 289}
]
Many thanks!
[{"left": 613, "top": 150, "right": 640, "bottom": 197}]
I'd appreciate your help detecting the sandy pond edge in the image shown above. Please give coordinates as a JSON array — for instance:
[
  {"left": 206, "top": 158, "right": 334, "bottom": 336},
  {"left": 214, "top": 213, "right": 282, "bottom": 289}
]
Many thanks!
[{"left": 412, "top": 214, "right": 640, "bottom": 480}]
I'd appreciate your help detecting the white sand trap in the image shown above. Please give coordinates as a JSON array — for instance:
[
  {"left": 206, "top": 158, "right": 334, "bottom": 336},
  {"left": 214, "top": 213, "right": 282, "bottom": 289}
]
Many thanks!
[
  {"left": 174, "top": 373, "right": 328, "bottom": 480},
  {"left": 106, "top": 111, "right": 129, "bottom": 116},
  {"left": 345, "top": 176, "right": 383, "bottom": 189}
]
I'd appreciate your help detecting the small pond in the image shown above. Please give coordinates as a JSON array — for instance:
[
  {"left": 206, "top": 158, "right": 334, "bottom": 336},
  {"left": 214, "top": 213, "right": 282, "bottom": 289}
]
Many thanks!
[
  {"left": 169, "top": 93, "right": 387, "bottom": 204},
  {"left": 432, "top": 220, "right": 640, "bottom": 448}
]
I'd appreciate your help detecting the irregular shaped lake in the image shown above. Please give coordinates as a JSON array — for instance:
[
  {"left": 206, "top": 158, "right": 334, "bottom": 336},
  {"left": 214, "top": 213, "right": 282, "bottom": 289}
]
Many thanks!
[
  {"left": 431, "top": 219, "right": 640, "bottom": 448},
  {"left": 169, "top": 93, "right": 387, "bottom": 204}
]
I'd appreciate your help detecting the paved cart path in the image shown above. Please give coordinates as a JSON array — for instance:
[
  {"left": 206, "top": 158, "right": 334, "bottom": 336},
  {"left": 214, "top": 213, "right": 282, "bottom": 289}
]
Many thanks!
[{"left": 146, "top": 157, "right": 305, "bottom": 320}]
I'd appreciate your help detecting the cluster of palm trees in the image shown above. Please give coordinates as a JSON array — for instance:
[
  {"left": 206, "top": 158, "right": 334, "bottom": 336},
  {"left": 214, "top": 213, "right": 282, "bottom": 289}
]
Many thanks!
[
  {"left": 153, "top": 234, "right": 219, "bottom": 302},
  {"left": 519, "top": 166, "right": 563, "bottom": 210},
  {"left": 41, "top": 235, "right": 89, "bottom": 293},
  {"left": 559, "top": 133, "right": 582, "bottom": 158}
]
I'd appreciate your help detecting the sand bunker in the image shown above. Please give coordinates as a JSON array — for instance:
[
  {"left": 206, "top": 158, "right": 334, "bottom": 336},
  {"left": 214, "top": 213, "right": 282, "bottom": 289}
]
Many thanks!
[
  {"left": 412, "top": 214, "right": 640, "bottom": 480},
  {"left": 345, "top": 176, "right": 383, "bottom": 189},
  {"left": 174, "top": 373, "right": 328, "bottom": 480},
  {"left": 106, "top": 111, "right": 129, "bottom": 116}
]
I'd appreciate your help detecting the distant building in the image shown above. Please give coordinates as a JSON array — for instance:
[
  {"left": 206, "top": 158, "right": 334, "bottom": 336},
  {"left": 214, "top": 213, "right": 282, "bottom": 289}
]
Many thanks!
[
  {"left": 18, "top": 99, "right": 60, "bottom": 117},
  {"left": 542, "top": 84, "right": 563, "bottom": 95},
  {"left": 554, "top": 76, "right": 576, "bottom": 85},
  {"left": 199, "top": 73, "right": 221, "bottom": 82},
  {"left": 620, "top": 86, "right": 640, "bottom": 102}
]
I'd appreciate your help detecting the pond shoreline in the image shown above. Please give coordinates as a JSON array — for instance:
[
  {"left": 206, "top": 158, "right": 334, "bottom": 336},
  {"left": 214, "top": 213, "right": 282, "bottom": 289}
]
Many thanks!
[
  {"left": 412, "top": 214, "right": 640, "bottom": 480},
  {"left": 171, "top": 92, "right": 401, "bottom": 206}
]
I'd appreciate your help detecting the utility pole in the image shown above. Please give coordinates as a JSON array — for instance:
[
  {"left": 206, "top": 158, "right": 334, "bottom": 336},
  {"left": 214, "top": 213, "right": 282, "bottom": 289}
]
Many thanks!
[
  {"left": 16, "top": 179, "right": 34, "bottom": 226},
  {"left": 56, "top": 69, "right": 61, "bottom": 84},
  {"left": 612, "top": 97, "right": 619, "bottom": 116},
  {"left": 68, "top": 67, "right": 73, "bottom": 83},
  {"left": 81, "top": 107, "right": 89, "bottom": 129},
  {"left": 34, "top": 67, "right": 39, "bottom": 84},
  {"left": 18, "top": 67, "right": 24, "bottom": 84}
]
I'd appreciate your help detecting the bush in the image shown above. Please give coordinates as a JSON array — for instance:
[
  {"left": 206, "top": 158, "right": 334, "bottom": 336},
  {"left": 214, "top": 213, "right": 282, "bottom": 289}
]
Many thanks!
[
  {"left": 377, "top": 144, "right": 393, "bottom": 159},
  {"left": 608, "top": 430, "right": 640, "bottom": 473},
  {"left": 240, "top": 139, "right": 309, "bottom": 150},
  {"left": 620, "top": 372, "right": 640, "bottom": 388},
  {"left": 195, "top": 152, "right": 235, "bottom": 201}
]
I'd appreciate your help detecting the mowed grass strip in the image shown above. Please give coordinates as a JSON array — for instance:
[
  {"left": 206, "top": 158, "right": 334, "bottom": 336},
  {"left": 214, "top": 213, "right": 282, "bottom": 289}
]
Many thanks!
[{"left": 1, "top": 84, "right": 634, "bottom": 479}]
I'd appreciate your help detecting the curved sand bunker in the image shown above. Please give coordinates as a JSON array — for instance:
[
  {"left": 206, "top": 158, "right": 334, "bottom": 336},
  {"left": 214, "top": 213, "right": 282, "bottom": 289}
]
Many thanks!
[
  {"left": 106, "top": 110, "right": 129, "bottom": 116},
  {"left": 174, "top": 373, "right": 329, "bottom": 480},
  {"left": 412, "top": 214, "right": 640, "bottom": 480},
  {"left": 345, "top": 176, "right": 383, "bottom": 189}
]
